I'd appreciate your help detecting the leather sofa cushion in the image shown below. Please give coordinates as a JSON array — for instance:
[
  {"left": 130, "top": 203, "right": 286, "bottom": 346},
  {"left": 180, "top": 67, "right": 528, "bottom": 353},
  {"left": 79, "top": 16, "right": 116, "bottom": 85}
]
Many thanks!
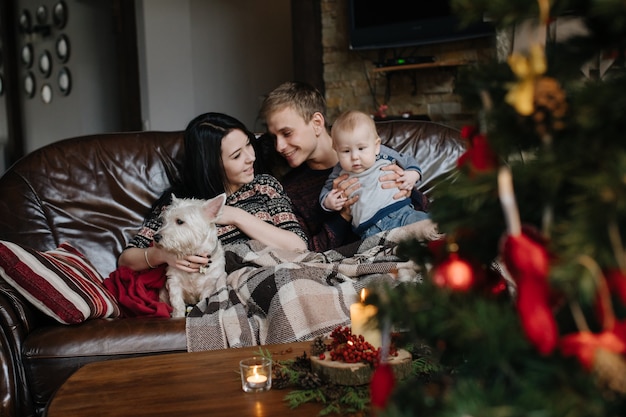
[
  {"left": 375, "top": 120, "right": 465, "bottom": 195},
  {"left": 23, "top": 317, "right": 186, "bottom": 406}
]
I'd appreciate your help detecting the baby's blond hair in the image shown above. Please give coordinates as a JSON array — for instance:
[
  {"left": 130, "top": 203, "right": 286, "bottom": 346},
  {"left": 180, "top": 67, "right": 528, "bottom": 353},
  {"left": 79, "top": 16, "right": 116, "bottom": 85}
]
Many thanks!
[{"left": 331, "top": 110, "right": 377, "bottom": 143}]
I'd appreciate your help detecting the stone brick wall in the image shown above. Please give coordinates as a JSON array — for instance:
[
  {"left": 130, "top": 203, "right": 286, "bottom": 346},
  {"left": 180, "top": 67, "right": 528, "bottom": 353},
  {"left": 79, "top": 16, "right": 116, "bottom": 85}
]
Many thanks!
[{"left": 320, "top": 0, "right": 496, "bottom": 129}]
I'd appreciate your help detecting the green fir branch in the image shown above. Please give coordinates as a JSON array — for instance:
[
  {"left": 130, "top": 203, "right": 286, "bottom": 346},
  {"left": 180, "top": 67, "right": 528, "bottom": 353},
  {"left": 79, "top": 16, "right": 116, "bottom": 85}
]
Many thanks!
[
  {"left": 254, "top": 347, "right": 273, "bottom": 360},
  {"left": 284, "top": 388, "right": 327, "bottom": 409}
]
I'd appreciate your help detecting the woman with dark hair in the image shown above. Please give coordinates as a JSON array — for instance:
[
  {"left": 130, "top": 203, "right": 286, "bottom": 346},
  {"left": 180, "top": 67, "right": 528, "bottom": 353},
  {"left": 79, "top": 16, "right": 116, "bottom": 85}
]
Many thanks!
[{"left": 118, "top": 112, "right": 308, "bottom": 273}]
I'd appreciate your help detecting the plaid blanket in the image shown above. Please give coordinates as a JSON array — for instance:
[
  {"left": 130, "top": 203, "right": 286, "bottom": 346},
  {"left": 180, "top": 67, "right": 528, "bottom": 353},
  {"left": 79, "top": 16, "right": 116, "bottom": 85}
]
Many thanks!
[{"left": 185, "top": 220, "right": 441, "bottom": 352}]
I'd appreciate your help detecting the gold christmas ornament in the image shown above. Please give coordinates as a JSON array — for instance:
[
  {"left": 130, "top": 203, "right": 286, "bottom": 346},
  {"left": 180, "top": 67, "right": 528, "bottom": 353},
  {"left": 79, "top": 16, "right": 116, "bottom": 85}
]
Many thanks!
[{"left": 506, "top": 45, "right": 547, "bottom": 116}]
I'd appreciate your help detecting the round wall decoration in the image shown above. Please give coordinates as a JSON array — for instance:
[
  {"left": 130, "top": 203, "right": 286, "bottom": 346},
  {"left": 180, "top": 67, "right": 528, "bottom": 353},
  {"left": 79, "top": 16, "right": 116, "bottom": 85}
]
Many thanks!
[
  {"left": 19, "top": 10, "right": 31, "bottom": 33},
  {"left": 58, "top": 67, "right": 71, "bottom": 95},
  {"left": 41, "top": 84, "right": 53, "bottom": 104},
  {"left": 39, "top": 50, "right": 52, "bottom": 78},
  {"left": 36, "top": 5, "right": 48, "bottom": 25},
  {"left": 24, "top": 72, "right": 36, "bottom": 98},
  {"left": 21, "top": 44, "right": 33, "bottom": 68},
  {"left": 53, "top": 1, "right": 68, "bottom": 29},
  {"left": 56, "top": 35, "right": 70, "bottom": 62}
]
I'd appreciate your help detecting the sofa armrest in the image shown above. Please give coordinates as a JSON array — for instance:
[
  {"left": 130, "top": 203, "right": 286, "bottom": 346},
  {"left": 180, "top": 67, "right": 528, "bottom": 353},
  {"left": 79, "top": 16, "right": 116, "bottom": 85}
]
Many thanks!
[{"left": 0, "top": 280, "right": 43, "bottom": 417}]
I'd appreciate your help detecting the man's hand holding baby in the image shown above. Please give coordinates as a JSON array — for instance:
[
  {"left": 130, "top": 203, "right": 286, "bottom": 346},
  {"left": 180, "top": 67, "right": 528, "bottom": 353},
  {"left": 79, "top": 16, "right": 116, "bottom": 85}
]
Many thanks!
[{"left": 379, "top": 164, "right": 420, "bottom": 199}]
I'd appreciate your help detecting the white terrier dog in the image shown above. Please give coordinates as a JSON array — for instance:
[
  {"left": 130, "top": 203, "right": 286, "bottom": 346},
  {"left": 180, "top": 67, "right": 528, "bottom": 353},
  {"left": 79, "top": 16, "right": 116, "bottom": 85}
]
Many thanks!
[{"left": 154, "top": 193, "right": 227, "bottom": 318}]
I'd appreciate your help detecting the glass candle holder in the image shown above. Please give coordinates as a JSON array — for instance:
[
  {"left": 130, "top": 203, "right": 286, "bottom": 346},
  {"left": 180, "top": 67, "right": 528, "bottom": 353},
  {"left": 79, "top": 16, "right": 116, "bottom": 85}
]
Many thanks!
[{"left": 240, "top": 357, "right": 272, "bottom": 393}]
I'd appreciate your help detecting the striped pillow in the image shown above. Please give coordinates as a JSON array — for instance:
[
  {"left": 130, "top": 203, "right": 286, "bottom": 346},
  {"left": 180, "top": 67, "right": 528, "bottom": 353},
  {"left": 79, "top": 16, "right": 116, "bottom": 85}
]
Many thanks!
[{"left": 0, "top": 241, "right": 120, "bottom": 324}]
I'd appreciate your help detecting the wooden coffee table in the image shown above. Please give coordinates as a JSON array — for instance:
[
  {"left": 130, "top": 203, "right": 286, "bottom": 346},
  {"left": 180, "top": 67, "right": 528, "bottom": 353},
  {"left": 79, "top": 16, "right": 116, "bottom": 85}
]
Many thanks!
[{"left": 45, "top": 341, "right": 323, "bottom": 417}]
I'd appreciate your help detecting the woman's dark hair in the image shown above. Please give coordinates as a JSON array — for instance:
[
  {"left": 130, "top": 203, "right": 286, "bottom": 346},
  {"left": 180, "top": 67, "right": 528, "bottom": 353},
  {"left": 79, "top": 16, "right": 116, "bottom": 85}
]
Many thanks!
[{"left": 163, "top": 112, "right": 256, "bottom": 204}]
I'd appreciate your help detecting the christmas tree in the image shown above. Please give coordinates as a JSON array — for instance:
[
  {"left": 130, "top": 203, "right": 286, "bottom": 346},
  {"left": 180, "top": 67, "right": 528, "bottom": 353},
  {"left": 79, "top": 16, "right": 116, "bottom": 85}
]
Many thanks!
[{"left": 370, "top": 1, "right": 626, "bottom": 415}]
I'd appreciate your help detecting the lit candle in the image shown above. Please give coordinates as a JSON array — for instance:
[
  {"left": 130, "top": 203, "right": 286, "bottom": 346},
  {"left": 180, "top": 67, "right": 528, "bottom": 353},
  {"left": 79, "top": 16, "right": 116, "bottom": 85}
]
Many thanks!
[
  {"left": 246, "top": 366, "right": 268, "bottom": 388},
  {"left": 350, "top": 289, "right": 382, "bottom": 348}
]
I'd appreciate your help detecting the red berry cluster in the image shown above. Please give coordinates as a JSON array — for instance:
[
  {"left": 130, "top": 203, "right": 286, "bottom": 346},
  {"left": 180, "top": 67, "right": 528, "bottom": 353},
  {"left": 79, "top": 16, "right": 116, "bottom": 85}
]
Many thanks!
[{"left": 324, "top": 326, "right": 397, "bottom": 367}]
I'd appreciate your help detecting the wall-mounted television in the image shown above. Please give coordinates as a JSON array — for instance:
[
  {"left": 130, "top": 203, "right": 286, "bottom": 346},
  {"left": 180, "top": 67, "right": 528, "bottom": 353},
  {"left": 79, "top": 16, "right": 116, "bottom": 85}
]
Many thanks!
[{"left": 348, "top": 0, "right": 494, "bottom": 51}]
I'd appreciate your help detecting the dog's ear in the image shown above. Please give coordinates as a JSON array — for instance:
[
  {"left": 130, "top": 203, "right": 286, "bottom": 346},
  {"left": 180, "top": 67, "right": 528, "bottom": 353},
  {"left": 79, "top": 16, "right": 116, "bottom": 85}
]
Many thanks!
[{"left": 204, "top": 193, "right": 226, "bottom": 220}]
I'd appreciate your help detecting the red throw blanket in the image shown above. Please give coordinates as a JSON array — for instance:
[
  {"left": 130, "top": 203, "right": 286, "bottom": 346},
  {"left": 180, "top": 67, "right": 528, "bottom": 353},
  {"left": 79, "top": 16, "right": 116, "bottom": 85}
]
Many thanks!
[{"left": 103, "top": 265, "right": 172, "bottom": 318}]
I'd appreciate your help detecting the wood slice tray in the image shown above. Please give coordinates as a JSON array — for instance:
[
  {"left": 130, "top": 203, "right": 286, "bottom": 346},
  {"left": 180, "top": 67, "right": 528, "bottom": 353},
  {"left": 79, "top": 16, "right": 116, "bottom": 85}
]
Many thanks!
[{"left": 310, "top": 349, "right": 412, "bottom": 386}]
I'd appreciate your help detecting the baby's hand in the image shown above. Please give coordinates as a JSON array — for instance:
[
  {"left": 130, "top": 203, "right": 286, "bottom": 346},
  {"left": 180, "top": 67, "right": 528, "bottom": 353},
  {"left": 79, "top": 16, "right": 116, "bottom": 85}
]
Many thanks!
[
  {"left": 380, "top": 164, "right": 419, "bottom": 199},
  {"left": 323, "top": 189, "right": 347, "bottom": 212},
  {"left": 397, "top": 169, "right": 421, "bottom": 191}
]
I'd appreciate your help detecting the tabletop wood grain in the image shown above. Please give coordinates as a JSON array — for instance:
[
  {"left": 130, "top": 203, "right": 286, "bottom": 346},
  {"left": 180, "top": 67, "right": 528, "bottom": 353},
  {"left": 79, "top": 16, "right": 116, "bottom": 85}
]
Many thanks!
[{"left": 45, "top": 341, "right": 323, "bottom": 417}]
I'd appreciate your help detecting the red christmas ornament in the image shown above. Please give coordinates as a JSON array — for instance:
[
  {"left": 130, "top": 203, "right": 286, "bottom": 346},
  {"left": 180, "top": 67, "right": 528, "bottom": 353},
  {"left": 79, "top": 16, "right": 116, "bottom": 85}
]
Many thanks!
[
  {"left": 457, "top": 126, "right": 498, "bottom": 174},
  {"left": 370, "top": 362, "right": 395, "bottom": 409},
  {"left": 433, "top": 253, "right": 475, "bottom": 291},
  {"left": 501, "top": 231, "right": 558, "bottom": 355}
]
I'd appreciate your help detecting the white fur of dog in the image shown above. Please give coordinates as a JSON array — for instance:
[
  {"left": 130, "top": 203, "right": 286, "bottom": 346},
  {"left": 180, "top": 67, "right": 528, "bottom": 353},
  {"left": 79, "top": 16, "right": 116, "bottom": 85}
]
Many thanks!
[{"left": 154, "top": 193, "right": 227, "bottom": 318}]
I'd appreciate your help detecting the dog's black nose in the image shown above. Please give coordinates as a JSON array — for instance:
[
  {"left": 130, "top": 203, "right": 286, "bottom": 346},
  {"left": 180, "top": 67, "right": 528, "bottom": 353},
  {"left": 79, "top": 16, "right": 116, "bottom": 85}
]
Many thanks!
[{"left": 153, "top": 234, "right": 162, "bottom": 243}]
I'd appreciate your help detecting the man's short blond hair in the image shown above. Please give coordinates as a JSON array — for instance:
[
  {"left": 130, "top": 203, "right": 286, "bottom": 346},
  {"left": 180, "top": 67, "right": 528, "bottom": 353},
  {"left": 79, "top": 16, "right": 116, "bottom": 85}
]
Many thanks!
[{"left": 259, "top": 81, "right": 327, "bottom": 127}]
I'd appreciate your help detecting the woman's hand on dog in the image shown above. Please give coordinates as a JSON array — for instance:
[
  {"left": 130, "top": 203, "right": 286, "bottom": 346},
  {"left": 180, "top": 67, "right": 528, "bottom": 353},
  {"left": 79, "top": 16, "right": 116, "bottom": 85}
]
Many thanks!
[
  {"left": 174, "top": 253, "right": 211, "bottom": 272},
  {"left": 150, "top": 247, "right": 211, "bottom": 272},
  {"left": 153, "top": 248, "right": 211, "bottom": 272},
  {"left": 118, "top": 247, "right": 211, "bottom": 272}
]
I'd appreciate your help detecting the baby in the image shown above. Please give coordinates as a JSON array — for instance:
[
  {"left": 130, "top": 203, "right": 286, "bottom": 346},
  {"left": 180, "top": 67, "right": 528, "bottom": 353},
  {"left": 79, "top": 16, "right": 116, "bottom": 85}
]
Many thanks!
[{"left": 319, "top": 110, "right": 429, "bottom": 238}]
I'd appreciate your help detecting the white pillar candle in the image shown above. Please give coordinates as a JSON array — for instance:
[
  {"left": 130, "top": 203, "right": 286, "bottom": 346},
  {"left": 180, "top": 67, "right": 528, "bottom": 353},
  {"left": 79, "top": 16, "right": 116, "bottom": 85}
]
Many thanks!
[{"left": 350, "top": 289, "right": 382, "bottom": 349}]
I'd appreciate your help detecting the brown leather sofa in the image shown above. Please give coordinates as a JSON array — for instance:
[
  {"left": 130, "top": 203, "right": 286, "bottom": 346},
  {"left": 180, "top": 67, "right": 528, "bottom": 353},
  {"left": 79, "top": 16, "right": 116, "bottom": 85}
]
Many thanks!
[{"left": 0, "top": 120, "right": 465, "bottom": 417}]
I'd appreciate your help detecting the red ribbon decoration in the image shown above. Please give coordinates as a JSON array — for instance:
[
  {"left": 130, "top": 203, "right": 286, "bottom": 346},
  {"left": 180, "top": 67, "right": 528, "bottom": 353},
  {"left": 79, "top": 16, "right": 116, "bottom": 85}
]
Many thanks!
[
  {"left": 457, "top": 126, "right": 498, "bottom": 174},
  {"left": 501, "top": 232, "right": 559, "bottom": 355},
  {"left": 560, "top": 329, "right": 626, "bottom": 370},
  {"left": 370, "top": 363, "right": 395, "bottom": 409}
]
